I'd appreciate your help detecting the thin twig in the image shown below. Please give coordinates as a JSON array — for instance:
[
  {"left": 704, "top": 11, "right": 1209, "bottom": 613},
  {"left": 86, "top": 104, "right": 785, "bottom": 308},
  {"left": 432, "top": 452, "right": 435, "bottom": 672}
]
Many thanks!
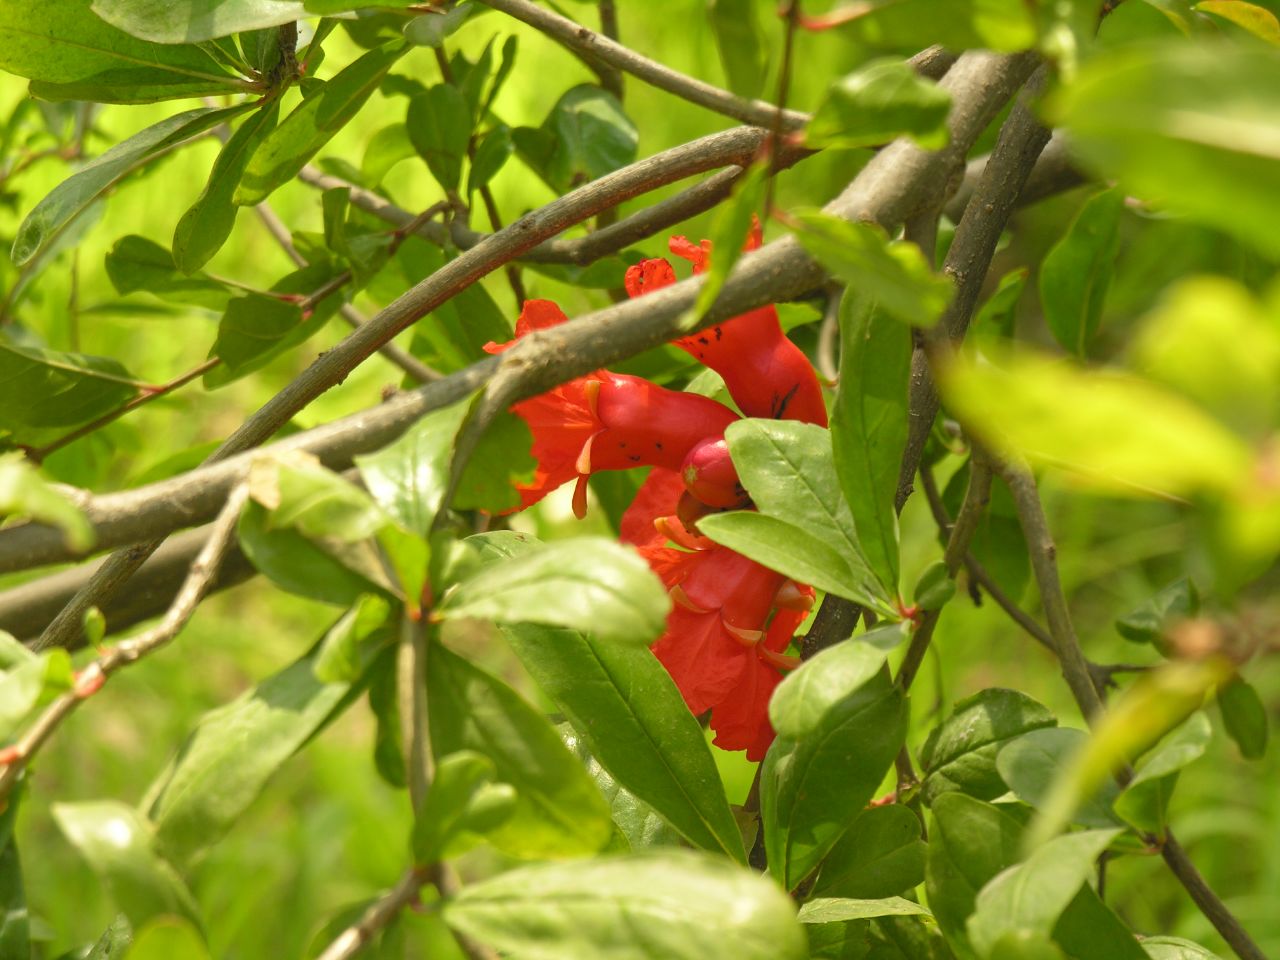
[
  {"left": 596, "top": 0, "right": 624, "bottom": 100},
  {"left": 0, "top": 485, "right": 249, "bottom": 799},
  {"left": 765, "top": 0, "right": 801, "bottom": 217},
  {"left": 477, "top": 0, "right": 809, "bottom": 130},
  {"left": 313, "top": 865, "right": 431, "bottom": 960}
]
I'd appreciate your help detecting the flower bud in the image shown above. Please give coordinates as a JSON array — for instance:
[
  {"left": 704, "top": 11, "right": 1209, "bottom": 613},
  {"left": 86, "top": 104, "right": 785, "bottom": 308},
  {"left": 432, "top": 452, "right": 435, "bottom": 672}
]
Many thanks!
[{"left": 681, "top": 436, "right": 749, "bottom": 509}]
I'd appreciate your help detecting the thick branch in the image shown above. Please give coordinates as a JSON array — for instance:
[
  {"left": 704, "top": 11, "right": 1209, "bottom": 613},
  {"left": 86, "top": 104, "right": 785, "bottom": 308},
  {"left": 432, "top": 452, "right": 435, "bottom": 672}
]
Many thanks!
[{"left": 477, "top": 0, "right": 809, "bottom": 130}]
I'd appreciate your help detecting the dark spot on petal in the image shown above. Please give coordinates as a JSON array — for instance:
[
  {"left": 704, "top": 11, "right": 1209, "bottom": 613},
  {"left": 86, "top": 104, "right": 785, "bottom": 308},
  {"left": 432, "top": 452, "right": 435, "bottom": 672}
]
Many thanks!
[
  {"left": 628, "top": 455, "right": 641, "bottom": 462},
  {"left": 655, "top": 442, "right": 664, "bottom": 450},
  {"left": 714, "top": 326, "right": 723, "bottom": 340},
  {"left": 772, "top": 383, "right": 800, "bottom": 419}
]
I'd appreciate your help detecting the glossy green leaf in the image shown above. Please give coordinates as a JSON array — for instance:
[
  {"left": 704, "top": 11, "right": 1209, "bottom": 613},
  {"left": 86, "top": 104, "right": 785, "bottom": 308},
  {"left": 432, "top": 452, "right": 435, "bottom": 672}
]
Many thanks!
[
  {"left": 996, "top": 728, "right": 1121, "bottom": 829},
  {"left": 124, "top": 916, "right": 210, "bottom": 960},
  {"left": 812, "top": 804, "right": 926, "bottom": 900},
  {"left": 1113, "top": 711, "right": 1211, "bottom": 834},
  {"left": 791, "top": 210, "right": 952, "bottom": 327},
  {"left": 941, "top": 349, "right": 1254, "bottom": 497},
  {"left": 91, "top": 0, "right": 307, "bottom": 44},
  {"left": 762, "top": 643, "right": 907, "bottom": 889},
  {"left": 443, "top": 850, "right": 806, "bottom": 960},
  {"left": 806, "top": 58, "right": 951, "bottom": 150},
  {"left": 236, "top": 40, "right": 407, "bottom": 204},
  {"left": 437, "top": 538, "right": 669, "bottom": 644},
  {"left": 407, "top": 84, "right": 471, "bottom": 192},
  {"left": 0, "top": 452, "right": 93, "bottom": 550},
  {"left": 1196, "top": 0, "right": 1280, "bottom": 42},
  {"left": 1218, "top": 673, "right": 1268, "bottom": 760},
  {"left": 249, "top": 453, "right": 387, "bottom": 544},
  {"left": 921, "top": 688, "right": 1057, "bottom": 804},
  {"left": 366, "top": 647, "right": 406, "bottom": 789},
  {"left": 13, "top": 104, "right": 249, "bottom": 267},
  {"left": 968, "top": 828, "right": 1121, "bottom": 957},
  {"left": 0, "top": 0, "right": 248, "bottom": 102},
  {"left": 1140, "top": 936, "right": 1224, "bottom": 959},
  {"left": 720, "top": 417, "right": 888, "bottom": 610},
  {"left": 697, "top": 511, "right": 883, "bottom": 608},
  {"left": 1054, "top": 43, "right": 1280, "bottom": 257},
  {"left": 799, "top": 898, "right": 931, "bottom": 924},
  {"left": 105, "top": 235, "right": 232, "bottom": 309},
  {"left": 52, "top": 802, "right": 200, "bottom": 929},
  {"left": 452, "top": 409, "right": 537, "bottom": 515},
  {"left": 832, "top": 292, "right": 910, "bottom": 595},
  {"left": 709, "top": 0, "right": 767, "bottom": 98},
  {"left": 975, "top": 267, "right": 1029, "bottom": 338},
  {"left": 926, "top": 793, "right": 1027, "bottom": 956},
  {"left": 173, "top": 100, "right": 280, "bottom": 273},
  {"left": 1039, "top": 187, "right": 1124, "bottom": 358},
  {"left": 1115, "top": 577, "right": 1198, "bottom": 645},
  {"left": 144, "top": 605, "right": 393, "bottom": 865},
  {"left": 502, "top": 622, "right": 746, "bottom": 862},
  {"left": 425, "top": 636, "right": 614, "bottom": 859},
  {"left": 1052, "top": 883, "right": 1149, "bottom": 960},
  {"left": 361, "top": 122, "right": 417, "bottom": 185}
]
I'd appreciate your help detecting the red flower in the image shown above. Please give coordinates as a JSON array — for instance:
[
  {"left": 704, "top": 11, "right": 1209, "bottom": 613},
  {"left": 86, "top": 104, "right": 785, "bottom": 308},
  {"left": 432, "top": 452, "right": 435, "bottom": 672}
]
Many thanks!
[
  {"left": 624, "top": 224, "right": 829, "bottom": 427},
  {"left": 486, "top": 301, "right": 739, "bottom": 516},
  {"left": 621, "top": 468, "right": 812, "bottom": 761}
]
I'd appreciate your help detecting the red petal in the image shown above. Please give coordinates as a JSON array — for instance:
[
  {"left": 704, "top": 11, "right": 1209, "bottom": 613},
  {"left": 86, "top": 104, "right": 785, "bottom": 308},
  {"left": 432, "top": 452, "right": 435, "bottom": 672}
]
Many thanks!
[
  {"left": 621, "top": 468, "right": 685, "bottom": 551},
  {"left": 484, "top": 299, "right": 570, "bottom": 354},
  {"left": 652, "top": 607, "right": 750, "bottom": 714},
  {"left": 710, "top": 654, "right": 783, "bottom": 761},
  {"left": 624, "top": 258, "right": 677, "bottom": 299},
  {"left": 669, "top": 235, "right": 712, "bottom": 274}
]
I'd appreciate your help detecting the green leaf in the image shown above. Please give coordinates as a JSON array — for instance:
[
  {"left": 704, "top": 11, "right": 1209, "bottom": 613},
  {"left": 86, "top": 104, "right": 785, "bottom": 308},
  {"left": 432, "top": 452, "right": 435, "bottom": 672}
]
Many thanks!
[
  {"left": 720, "top": 417, "right": 889, "bottom": 610},
  {"left": 697, "top": 511, "right": 883, "bottom": 608},
  {"left": 0, "top": 646, "right": 73, "bottom": 740},
  {"left": 236, "top": 40, "right": 407, "bottom": 204},
  {"left": 13, "top": 104, "right": 249, "bottom": 267},
  {"left": 0, "top": 0, "right": 248, "bottom": 102},
  {"left": 313, "top": 594, "right": 395, "bottom": 683},
  {"left": 1130, "top": 277, "right": 1280, "bottom": 440},
  {"left": 1113, "top": 711, "right": 1211, "bottom": 834},
  {"left": 443, "top": 851, "right": 806, "bottom": 960},
  {"left": 975, "top": 267, "right": 1029, "bottom": 338},
  {"left": 762, "top": 642, "right": 907, "bottom": 889},
  {"left": 361, "top": 122, "right": 417, "bottom": 185},
  {"left": 173, "top": 100, "right": 280, "bottom": 273},
  {"left": 1218, "top": 674, "right": 1268, "bottom": 760},
  {"left": 86, "top": 915, "right": 134, "bottom": 959},
  {"left": 1054, "top": 42, "right": 1280, "bottom": 258},
  {"left": 1140, "top": 936, "right": 1225, "bottom": 959},
  {"left": 996, "top": 728, "right": 1122, "bottom": 829},
  {"left": 437, "top": 538, "right": 670, "bottom": 644},
  {"left": 124, "top": 916, "right": 210, "bottom": 960},
  {"left": 921, "top": 688, "right": 1057, "bottom": 804},
  {"left": 805, "top": 58, "right": 952, "bottom": 150},
  {"left": 835, "top": 0, "right": 1036, "bottom": 52},
  {"left": 426, "top": 636, "right": 614, "bottom": 858},
  {"left": 502, "top": 622, "right": 746, "bottom": 862},
  {"left": 1039, "top": 187, "right": 1124, "bottom": 358},
  {"left": 248, "top": 453, "right": 388, "bottom": 543},
  {"left": 1052, "top": 883, "right": 1149, "bottom": 960},
  {"left": 452, "top": 409, "right": 537, "bottom": 515},
  {"left": 1115, "top": 577, "right": 1198, "bottom": 645},
  {"left": 517, "top": 84, "right": 638, "bottom": 194},
  {"left": 832, "top": 293, "right": 910, "bottom": 596},
  {"left": 0, "top": 792, "right": 28, "bottom": 960},
  {"left": 468, "top": 123, "right": 513, "bottom": 195},
  {"left": 144, "top": 605, "right": 393, "bottom": 865},
  {"left": 791, "top": 210, "right": 953, "bottom": 327},
  {"left": 0, "top": 452, "right": 93, "bottom": 550},
  {"left": 91, "top": 0, "right": 308, "bottom": 44},
  {"left": 205, "top": 263, "right": 346, "bottom": 385},
  {"left": 0, "top": 332, "right": 140, "bottom": 434},
  {"left": 52, "top": 802, "right": 200, "bottom": 929},
  {"left": 105, "top": 235, "right": 232, "bottom": 309},
  {"left": 1196, "top": 0, "right": 1280, "bottom": 42},
  {"left": 799, "top": 898, "right": 931, "bottom": 924},
  {"left": 926, "top": 793, "right": 1027, "bottom": 956},
  {"left": 412, "top": 751, "right": 516, "bottom": 863},
  {"left": 940, "top": 348, "right": 1254, "bottom": 497},
  {"left": 709, "top": 0, "right": 767, "bottom": 98},
  {"left": 407, "top": 84, "right": 472, "bottom": 193},
  {"left": 968, "top": 828, "right": 1121, "bottom": 957},
  {"left": 812, "top": 804, "right": 926, "bottom": 900}
]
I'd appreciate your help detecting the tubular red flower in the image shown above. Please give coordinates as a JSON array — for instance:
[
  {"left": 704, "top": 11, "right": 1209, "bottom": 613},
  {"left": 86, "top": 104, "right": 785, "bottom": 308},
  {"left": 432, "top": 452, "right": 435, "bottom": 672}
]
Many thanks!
[
  {"left": 486, "top": 301, "right": 739, "bottom": 515},
  {"left": 623, "top": 227, "right": 828, "bottom": 426}
]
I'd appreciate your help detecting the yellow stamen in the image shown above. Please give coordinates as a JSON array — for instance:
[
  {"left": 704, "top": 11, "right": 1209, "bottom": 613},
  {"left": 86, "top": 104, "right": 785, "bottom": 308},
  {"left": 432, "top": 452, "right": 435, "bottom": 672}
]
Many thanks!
[
  {"left": 670, "top": 584, "right": 710, "bottom": 614},
  {"left": 723, "top": 622, "right": 763, "bottom": 646},
  {"left": 572, "top": 474, "right": 590, "bottom": 520},
  {"left": 584, "top": 379, "right": 601, "bottom": 419},
  {"left": 774, "top": 581, "right": 814, "bottom": 612}
]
